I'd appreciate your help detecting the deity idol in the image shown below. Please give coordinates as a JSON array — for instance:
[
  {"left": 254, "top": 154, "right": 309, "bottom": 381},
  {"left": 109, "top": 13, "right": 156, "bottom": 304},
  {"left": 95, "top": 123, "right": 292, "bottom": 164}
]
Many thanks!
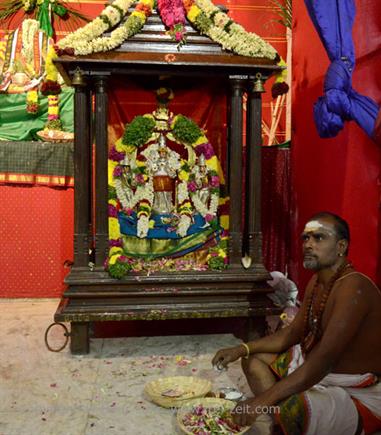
[
  {"left": 145, "top": 134, "right": 181, "bottom": 215},
  {"left": 195, "top": 154, "right": 211, "bottom": 207},
  {"left": 119, "top": 154, "right": 136, "bottom": 202}
]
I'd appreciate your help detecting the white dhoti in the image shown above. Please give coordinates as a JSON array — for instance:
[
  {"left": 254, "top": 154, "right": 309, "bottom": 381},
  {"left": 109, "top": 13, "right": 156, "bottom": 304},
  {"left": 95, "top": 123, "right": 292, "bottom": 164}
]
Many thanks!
[{"left": 271, "top": 345, "right": 381, "bottom": 435}]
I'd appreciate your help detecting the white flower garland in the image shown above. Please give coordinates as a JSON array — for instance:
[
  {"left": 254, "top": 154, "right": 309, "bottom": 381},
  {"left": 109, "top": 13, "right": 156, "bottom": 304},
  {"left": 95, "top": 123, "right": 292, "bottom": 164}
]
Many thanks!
[
  {"left": 168, "top": 151, "right": 182, "bottom": 172},
  {"left": 114, "top": 173, "right": 154, "bottom": 211},
  {"left": 194, "top": 0, "right": 277, "bottom": 59},
  {"left": 191, "top": 191, "right": 219, "bottom": 218},
  {"left": 57, "top": 0, "right": 136, "bottom": 52},
  {"left": 177, "top": 180, "right": 189, "bottom": 204},
  {"left": 70, "top": 16, "right": 138, "bottom": 56},
  {"left": 21, "top": 19, "right": 40, "bottom": 66},
  {"left": 177, "top": 215, "right": 192, "bottom": 237},
  {"left": 142, "top": 179, "right": 154, "bottom": 204},
  {"left": 137, "top": 214, "right": 149, "bottom": 238}
]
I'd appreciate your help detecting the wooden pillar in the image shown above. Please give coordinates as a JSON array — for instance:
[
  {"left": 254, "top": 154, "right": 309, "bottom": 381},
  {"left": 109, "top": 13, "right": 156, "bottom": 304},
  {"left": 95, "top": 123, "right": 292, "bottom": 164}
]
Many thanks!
[
  {"left": 70, "top": 322, "right": 89, "bottom": 354},
  {"left": 228, "top": 77, "right": 245, "bottom": 268},
  {"left": 245, "top": 74, "right": 265, "bottom": 267},
  {"left": 73, "top": 70, "right": 91, "bottom": 267},
  {"left": 94, "top": 75, "right": 109, "bottom": 267}
]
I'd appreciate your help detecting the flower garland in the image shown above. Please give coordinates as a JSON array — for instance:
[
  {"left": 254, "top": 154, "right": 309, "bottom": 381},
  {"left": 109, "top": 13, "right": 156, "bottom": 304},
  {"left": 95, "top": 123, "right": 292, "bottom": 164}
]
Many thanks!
[
  {"left": 136, "top": 179, "right": 154, "bottom": 238},
  {"left": 206, "top": 236, "right": 228, "bottom": 270},
  {"left": 177, "top": 180, "right": 189, "bottom": 204},
  {"left": 53, "top": 0, "right": 278, "bottom": 60},
  {"left": 183, "top": 0, "right": 277, "bottom": 59},
  {"left": 57, "top": 0, "right": 155, "bottom": 56},
  {"left": 21, "top": 19, "right": 39, "bottom": 67},
  {"left": 114, "top": 173, "right": 149, "bottom": 211},
  {"left": 40, "top": 45, "right": 62, "bottom": 130},
  {"left": 45, "top": 94, "right": 61, "bottom": 129},
  {"left": 169, "top": 114, "right": 227, "bottom": 231},
  {"left": 158, "top": 0, "right": 187, "bottom": 47},
  {"left": 112, "top": 152, "right": 154, "bottom": 238},
  {"left": 57, "top": 0, "right": 135, "bottom": 53},
  {"left": 190, "top": 185, "right": 219, "bottom": 221},
  {"left": 26, "top": 89, "right": 39, "bottom": 113}
]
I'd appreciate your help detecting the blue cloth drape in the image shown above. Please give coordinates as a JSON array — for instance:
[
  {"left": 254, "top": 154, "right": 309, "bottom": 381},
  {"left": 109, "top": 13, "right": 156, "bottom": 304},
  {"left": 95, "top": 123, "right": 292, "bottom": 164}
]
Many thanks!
[{"left": 304, "top": 0, "right": 380, "bottom": 140}]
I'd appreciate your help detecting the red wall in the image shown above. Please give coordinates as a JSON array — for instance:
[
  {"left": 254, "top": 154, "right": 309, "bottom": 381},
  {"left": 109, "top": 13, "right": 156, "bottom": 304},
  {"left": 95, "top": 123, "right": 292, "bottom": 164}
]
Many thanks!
[
  {"left": 0, "top": 186, "right": 73, "bottom": 297},
  {"left": 291, "top": 0, "right": 381, "bottom": 292}
]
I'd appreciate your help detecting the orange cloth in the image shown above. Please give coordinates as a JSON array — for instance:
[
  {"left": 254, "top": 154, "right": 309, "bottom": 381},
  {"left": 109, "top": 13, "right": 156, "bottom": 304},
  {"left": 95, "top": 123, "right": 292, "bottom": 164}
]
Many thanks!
[
  {"left": 153, "top": 175, "right": 173, "bottom": 192},
  {"left": 352, "top": 397, "right": 381, "bottom": 435}
]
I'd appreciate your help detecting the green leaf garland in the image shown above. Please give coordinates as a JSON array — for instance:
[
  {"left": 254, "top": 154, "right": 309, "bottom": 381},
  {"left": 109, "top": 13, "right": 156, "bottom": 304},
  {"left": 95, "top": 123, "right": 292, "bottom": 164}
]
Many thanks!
[
  {"left": 172, "top": 115, "right": 202, "bottom": 144},
  {"left": 122, "top": 115, "right": 156, "bottom": 147}
]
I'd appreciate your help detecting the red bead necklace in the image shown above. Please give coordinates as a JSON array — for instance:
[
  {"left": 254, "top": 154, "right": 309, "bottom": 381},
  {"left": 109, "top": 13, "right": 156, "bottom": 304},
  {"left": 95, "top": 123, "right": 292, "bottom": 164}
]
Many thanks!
[{"left": 301, "top": 261, "right": 353, "bottom": 355}]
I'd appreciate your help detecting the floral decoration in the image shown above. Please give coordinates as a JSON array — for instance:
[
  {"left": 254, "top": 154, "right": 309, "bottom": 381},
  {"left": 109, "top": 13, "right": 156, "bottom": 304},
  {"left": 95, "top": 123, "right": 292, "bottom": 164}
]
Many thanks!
[
  {"left": 181, "top": 403, "right": 245, "bottom": 433},
  {"left": 206, "top": 236, "right": 228, "bottom": 270},
  {"left": 187, "top": 167, "right": 220, "bottom": 221},
  {"left": 183, "top": 0, "right": 278, "bottom": 59},
  {"left": 55, "top": 0, "right": 278, "bottom": 61},
  {"left": 38, "top": 45, "right": 64, "bottom": 131},
  {"left": 122, "top": 115, "right": 156, "bottom": 147},
  {"left": 158, "top": 0, "right": 187, "bottom": 47},
  {"left": 45, "top": 95, "right": 62, "bottom": 130},
  {"left": 171, "top": 115, "right": 203, "bottom": 144},
  {"left": 26, "top": 89, "right": 39, "bottom": 113},
  {"left": 56, "top": 0, "right": 153, "bottom": 56}
]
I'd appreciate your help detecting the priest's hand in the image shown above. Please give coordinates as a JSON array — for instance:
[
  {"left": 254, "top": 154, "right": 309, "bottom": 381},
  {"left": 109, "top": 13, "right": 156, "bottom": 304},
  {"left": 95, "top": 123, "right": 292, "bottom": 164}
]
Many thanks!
[{"left": 211, "top": 345, "right": 245, "bottom": 369}]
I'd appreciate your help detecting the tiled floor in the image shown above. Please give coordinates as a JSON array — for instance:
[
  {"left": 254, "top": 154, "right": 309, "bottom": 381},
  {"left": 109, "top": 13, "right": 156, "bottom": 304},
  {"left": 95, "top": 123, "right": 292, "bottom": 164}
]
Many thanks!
[{"left": 0, "top": 299, "right": 271, "bottom": 435}]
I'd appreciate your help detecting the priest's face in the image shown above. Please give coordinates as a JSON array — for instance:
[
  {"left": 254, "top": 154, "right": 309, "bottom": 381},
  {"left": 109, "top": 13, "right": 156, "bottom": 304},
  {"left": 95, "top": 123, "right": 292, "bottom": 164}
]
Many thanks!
[{"left": 301, "top": 218, "right": 344, "bottom": 271}]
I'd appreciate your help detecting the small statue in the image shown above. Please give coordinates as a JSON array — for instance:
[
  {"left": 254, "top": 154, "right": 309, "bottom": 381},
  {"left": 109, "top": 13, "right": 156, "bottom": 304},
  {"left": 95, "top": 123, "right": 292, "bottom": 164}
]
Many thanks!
[
  {"left": 193, "top": 154, "right": 211, "bottom": 207},
  {"left": 119, "top": 154, "right": 136, "bottom": 202}
]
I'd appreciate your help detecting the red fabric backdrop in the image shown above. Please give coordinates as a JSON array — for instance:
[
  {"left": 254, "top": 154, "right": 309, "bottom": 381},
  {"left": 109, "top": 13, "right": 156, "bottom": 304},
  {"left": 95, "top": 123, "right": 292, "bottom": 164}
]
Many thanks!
[{"left": 291, "top": 0, "right": 381, "bottom": 295}]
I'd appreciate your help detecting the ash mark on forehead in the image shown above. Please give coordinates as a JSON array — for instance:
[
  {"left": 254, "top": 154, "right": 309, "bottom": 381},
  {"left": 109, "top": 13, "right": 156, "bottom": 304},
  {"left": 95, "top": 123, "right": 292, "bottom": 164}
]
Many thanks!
[
  {"left": 303, "top": 220, "right": 335, "bottom": 236},
  {"left": 304, "top": 220, "right": 324, "bottom": 231}
]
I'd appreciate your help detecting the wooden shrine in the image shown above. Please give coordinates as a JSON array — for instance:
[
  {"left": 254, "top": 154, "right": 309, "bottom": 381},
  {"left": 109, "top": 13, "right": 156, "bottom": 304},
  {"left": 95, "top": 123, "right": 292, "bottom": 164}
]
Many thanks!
[{"left": 54, "top": 10, "right": 283, "bottom": 354}]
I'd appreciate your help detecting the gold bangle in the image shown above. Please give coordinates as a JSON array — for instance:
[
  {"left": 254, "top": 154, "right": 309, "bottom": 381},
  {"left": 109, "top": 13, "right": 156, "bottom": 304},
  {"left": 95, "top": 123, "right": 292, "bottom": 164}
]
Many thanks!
[{"left": 240, "top": 342, "right": 250, "bottom": 359}]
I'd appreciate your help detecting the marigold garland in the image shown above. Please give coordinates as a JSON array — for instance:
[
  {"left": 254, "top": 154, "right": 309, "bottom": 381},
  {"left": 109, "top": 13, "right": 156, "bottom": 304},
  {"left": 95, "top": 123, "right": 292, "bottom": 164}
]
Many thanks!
[{"left": 26, "top": 89, "right": 39, "bottom": 114}]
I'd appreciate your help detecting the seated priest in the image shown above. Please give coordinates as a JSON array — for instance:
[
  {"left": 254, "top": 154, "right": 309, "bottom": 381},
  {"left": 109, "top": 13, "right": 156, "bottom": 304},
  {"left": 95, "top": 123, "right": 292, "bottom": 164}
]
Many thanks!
[{"left": 212, "top": 212, "right": 381, "bottom": 435}]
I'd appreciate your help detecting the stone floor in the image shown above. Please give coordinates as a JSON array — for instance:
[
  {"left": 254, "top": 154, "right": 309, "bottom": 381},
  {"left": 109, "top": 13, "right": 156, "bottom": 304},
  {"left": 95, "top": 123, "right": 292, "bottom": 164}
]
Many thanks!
[{"left": 0, "top": 299, "right": 272, "bottom": 435}]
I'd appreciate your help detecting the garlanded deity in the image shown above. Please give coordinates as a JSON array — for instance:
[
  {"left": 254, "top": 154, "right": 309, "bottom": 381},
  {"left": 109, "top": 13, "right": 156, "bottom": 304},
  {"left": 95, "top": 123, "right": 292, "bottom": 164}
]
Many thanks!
[
  {"left": 107, "top": 89, "right": 229, "bottom": 277},
  {"left": 144, "top": 134, "right": 181, "bottom": 215}
]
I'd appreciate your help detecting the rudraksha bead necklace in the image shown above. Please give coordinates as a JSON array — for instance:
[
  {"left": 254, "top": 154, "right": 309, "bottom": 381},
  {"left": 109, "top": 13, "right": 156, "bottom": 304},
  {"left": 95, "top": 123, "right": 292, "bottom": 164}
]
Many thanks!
[{"left": 301, "top": 261, "right": 353, "bottom": 355}]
